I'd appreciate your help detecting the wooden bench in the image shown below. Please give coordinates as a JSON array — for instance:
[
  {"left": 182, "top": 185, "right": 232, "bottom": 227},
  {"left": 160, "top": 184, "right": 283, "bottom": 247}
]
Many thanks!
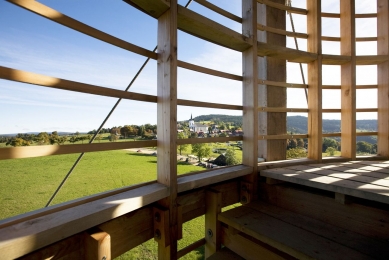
[
  {"left": 260, "top": 161, "right": 389, "bottom": 204},
  {"left": 218, "top": 200, "right": 389, "bottom": 260}
]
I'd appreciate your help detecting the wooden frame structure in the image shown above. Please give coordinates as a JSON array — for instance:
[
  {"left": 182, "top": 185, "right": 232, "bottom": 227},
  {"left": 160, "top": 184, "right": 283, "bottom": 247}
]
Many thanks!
[{"left": 0, "top": 0, "right": 388, "bottom": 259}]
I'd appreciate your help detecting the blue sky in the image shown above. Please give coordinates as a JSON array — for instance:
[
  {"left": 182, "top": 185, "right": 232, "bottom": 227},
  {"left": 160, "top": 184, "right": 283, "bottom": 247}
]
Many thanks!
[{"left": 0, "top": 0, "right": 378, "bottom": 134}]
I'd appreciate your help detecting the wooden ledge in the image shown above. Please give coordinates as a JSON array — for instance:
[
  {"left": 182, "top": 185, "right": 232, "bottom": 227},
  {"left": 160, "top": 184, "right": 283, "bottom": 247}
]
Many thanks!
[
  {"left": 0, "top": 183, "right": 169, "bottom": 260},
  {"left": 178, "top": 165, "right": 253, "bottom": 193},
  {"left": 258, "top": 159, "right": 317, "bottom": 171}
]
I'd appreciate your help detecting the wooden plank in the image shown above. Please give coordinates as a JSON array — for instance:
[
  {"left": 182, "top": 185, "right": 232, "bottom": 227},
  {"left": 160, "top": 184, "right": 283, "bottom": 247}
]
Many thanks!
[
  {"left": 17, "top": 234, "right": 83, "bottom": 260},
  {"left": 177, "top": 99, "right": 242, "bottom": 110},
  {"left": 257, "top": 24, "right": 308, "bottom": 39},
  {"left": 258, "top": 134, "right": 308, "bottom": 140},
  {"left": 194, "top": 0, "right": 242, "bottom": 23},
  {"left": 258, "top": 107, "right": 308, "bottom": 113},
  {"left": 340, "top": 0, "right": 356, "bottom": 160},
  {"left": 0, "top": 66, "right": 157, "bottom": 102},
  {"left": 177, "top": 165, "right": 252, "bottom": 193},
  {"left": 259, "top": 182, "right": 389, "bottom": 240},
  {"left": 176, "top": 136, "right": 242, "bottom": 145},
  {"left": 219, "top": 205, "right": 371, "bottom": 259},
  {"left": 377, "top": 0, "right": 389, "bottom": 157},
  {"left": 307, "top": 0, "right": 322, "bottom": 162},
  {"left": 177, "top": 5, "right": 251, "bottom": 52},
  {"left": 177, "top": 60, "right": 242, "bottom": 81},
  {"left": 8, "top": 0, "right": 157, "bottom": 59},
  {"left": 245, "top": 201, "right": 389, "bottom": 259},
  {"left": 0, "top": 140, "right": 157, "bottom": 160},
  {"left": 177, "top": 238, "right": 206, "bottom": 259},
  {"left": 356, "top": 55, "right": 389, "bottom": 65},
  {"left": 84, "top": 228, "right": 111, "bottom": 260},
  {"left": 257, "top": 158, "right": 317, "bottom": 170},
  {"left": 322, "top": 36, "right": 378, "bottom": 42},
  {"left": 98, "top": 207, "right": 154, "bottom": 258},
  {"left": 205, "top": 190, "right": 222, "bottom": 258},
  {"left": 257, "top": 0, "right": 308, "bottom": 15},
  {"left": 258, "top": 78, "right": 307, "bottom": 88},
  {"left": 261, "top": 167, "right": 389, "bottom": 204},
  {"left": 322, "top": 54, "right": 351, "bottom": 65},
  {"left": 123, "top": 0, "right": 169, "bottom": 18},
  {"left": 285, "top": 165, "right": 389, "bottom": 187},
  {"left": 322, "top": 85, "right": 378, "bottom": 89},
  {"left": 257, "top": 41, "right": 317, "bottom": 63},
  {"left": 242, "top": 0, "right": 259, "bottom": 199},
  {"left": 156, "top": 2, "right": 178, "bottom": 258},
  {"left": 0, "top": 183, "right": 169, "bottom": 260},
  {"left": 258, "top": 0, "right": 287, "bottom": 162}
]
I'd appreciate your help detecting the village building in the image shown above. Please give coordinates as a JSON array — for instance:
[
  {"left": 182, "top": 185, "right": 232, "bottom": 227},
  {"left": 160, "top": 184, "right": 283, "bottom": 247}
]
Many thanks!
[{"left": 188, "top": 114, "right": 208, "bottom": 133}]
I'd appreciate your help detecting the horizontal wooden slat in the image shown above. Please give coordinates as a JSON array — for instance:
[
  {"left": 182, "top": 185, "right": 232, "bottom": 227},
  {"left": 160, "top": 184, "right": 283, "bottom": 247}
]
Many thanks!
[
  {"left": 258, "top": 158, "right": 317, "bottom": 170},
  {"left": 319, "top": 13, "right": 376, "bottom": 18},
  {"left": 356, "top": 37, "right": 378, "bottom": 42},
  {"left": 258, "top": 79, "right": 307, "bottom": 88},
  {"left": 257, "top": 24, "right": 308, "bottom": 39},
  {"left": 356, "top": 131, "right": 378, "bottom": 136},
  {"left": 257, "top": 42, "right": 317, "bottom": 63},
  {"left": 0, "top": 140, "right": 157, "bottom": 160},
  {"left": 0, "top": 66, "right": 158, "bottom": 102},
  {"left": 356, "top": 55, "right": 389, "bottom": 65},
  {"left": 322, "top": 54, "right": 351, "bottom": 65},
  {"left": 194, "top": 0, "right": 242, "bottom": 23},
  {"left": 258, "top": 134, "right": 308, "bottom": 140},
  {"left": 8, "top": 0, "right": 157, "bottom": 59},
  {"left": 321, "top": 36, "right": 341, "bottom": 42},
  {"left": 177, "top": 5, "right": 251, "bottom": 52},
  {"left": 258, "top": 107, "right": 308, "bottom": 113},
  {"left": 176, "top": 136, "right": 243, "bottom": 145},
  {"left": 322, "top": 85, "right": 378, "bottom": 89},
  {"left": 177, "top": 238, "right": 206, "bottom": 259},
  {"left": 322, "top": 108, "right": 377, "bottom": 113},
  {"left": 0, "top": 183, "right": 169, "bottom": 260},
  {"left": 257, "top": 0, "right": 308, "bottom": 15},
  {"left": 178, "top": 99, "right": 242, "bottom": 110},
  {"left": 177, "top": 60, "right": 242, "bottom": 81},
  {"left": 177, "top": 165, "right": 253, "bottom": 193}
]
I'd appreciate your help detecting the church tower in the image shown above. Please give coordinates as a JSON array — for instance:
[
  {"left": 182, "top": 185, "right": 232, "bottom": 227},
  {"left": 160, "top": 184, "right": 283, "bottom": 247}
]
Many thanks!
[{"left": 189, "top": 114, "right": 195, "bottom": 130}]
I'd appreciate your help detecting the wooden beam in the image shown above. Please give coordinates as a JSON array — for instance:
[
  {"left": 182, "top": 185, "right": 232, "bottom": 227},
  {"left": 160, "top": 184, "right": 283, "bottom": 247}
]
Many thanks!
[
  {"left": 258, "top": 79, "right": 307, "bottom": 88},
  {"left": 156, "top": 1, "right": 178, "bottom": 258},
  {"left": 242, "top": 0, "right": 258, "bottom": 198},
  {"left": 257, "top": 23, "right": 308, "bottom": 39},
  {"left": 307, "top": 0, "right": 322, "bottom": 162},
  {"left": 340, "top": 0, "right": 356, "bottom": 160},
  {"left": 377, "top": 0, "right": 389, "bottom": 157},
  {"left": 0, "top": 66, "right": 157, "bottom": 102},
  {"left": 257, "top": 0, "right": 307, "bottom": 15},
  {"left": 0, "top": 183, "right": 169, "bottom": 260},
  {"left": 177, "top": 60, "right": 243, "bottom": 81},
  {"left": 0, "top": 140, "right": 157, "bottom": 160},
  {"left": 194, "top": 0, "right": 242, "bottom": 23},
  {"left": 84, "top": 228, "right": 111, "bottom": 260},
  {"left": 258, "top": 0, "right": 287, "bottom": 161},
  {"left": 204, "top": 190, "right": 222, "bottom": 258}
]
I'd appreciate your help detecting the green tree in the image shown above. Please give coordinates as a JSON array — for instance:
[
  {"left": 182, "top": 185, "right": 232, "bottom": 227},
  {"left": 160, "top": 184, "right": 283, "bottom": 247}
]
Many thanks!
[
  {"left": 36, "top": 132, "right": 49, "bottom": 145},
  {"left": 225, "top": 147, "right": 241, "bottom": 165},
  {"left": 356, "top": 141, "right": 373, "bottom": 154},
  {"left": 138, "top": 125, "right": 145, "bottom": 137},
  {"left": 49, "top": 131, "right": 59, "bottom": 145},
  {"left": 177, "top": 132, "right": 189, "bottom": 155},
  {"left": 322, "top": 138, "right": 339, "bottom": 152},
  {"left": 57, "top": 136, "right": 68, "bottom": 145},
  {"left": 191, "top": 143, "right": 211, "bottom": 162},
  {"left": 69, "top": 136, "right": 78, "bottom": 144},
  {"left": 6, "top": 137, "right": 30, "bottom": 147},
  {"left": 325, "top": 147, "right": 336, "bottom": 156},
  {"left": 287, "top": 139, "right": 297, "bottom": 149}
]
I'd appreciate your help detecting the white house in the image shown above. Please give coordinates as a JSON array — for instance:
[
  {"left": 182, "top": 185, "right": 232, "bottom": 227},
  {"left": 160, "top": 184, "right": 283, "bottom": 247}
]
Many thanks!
[{"left": 189, "top": 114, "right": 208, "bottom": 133}]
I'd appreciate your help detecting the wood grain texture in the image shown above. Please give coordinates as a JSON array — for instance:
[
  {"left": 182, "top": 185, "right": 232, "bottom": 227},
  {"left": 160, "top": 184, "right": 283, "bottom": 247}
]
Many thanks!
[
  {"left": 157, "top": 2, "right": 178, "bottom": 258},
  {"left": 194, "top": 0, "right": 242, "bottom": 23},
  {"left": 0, "top": 140, "right": 157, "bottom": 160},
  {"left": 204, "top": 190, "right": 222, "bottom": 258},
  {"left": 377, "top": 0, "right": 389, "bottom": 157},
  {"left": 257, "top": 0, "right": 307, "bottom": 15},
  {"left": 84, "top": 228, "right": 111, "bottom": 260},
  {"left": 307, "top": 0, "right": 322, "bottom": 161}
]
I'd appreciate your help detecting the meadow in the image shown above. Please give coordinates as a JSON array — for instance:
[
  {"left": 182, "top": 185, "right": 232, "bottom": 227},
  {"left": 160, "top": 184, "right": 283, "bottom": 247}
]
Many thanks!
[{"left": 0, "top": 146, "right": 238, "bottom": 259}]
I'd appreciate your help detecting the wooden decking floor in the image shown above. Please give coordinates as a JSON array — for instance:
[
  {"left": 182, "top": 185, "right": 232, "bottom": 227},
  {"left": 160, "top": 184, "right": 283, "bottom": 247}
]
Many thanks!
[
  {"left": 260, "top": 160, "right": 389, "bottom": 204},
  {"left": 218, "top": 200, "right": 389, "bottom": 260}
]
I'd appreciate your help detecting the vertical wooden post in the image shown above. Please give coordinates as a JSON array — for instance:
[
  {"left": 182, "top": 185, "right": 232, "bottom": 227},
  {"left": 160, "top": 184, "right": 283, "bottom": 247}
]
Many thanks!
[
  {"left": 377, "top": 0, "right": 389, "bottom": 157},
  {"left": 307, "top": 0, "right": 322, "bottom": 162},
  {"left": 258, "top": 0, "right": 287, "bottom": 161},
  {"left": 204, "top": 190, "right": 222, "bottom": 258},
  {"left": 242, "top": 0, "right": 258, "bottom": 201},
  {"left": 340, "top": 0, "right": 356, "bottom": 160},
  {"left": 157, "top": 0, "right": 178, "bottom": 258},
  {"left": 84, "top": 228, "right": 111, "bottom": 260}
]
